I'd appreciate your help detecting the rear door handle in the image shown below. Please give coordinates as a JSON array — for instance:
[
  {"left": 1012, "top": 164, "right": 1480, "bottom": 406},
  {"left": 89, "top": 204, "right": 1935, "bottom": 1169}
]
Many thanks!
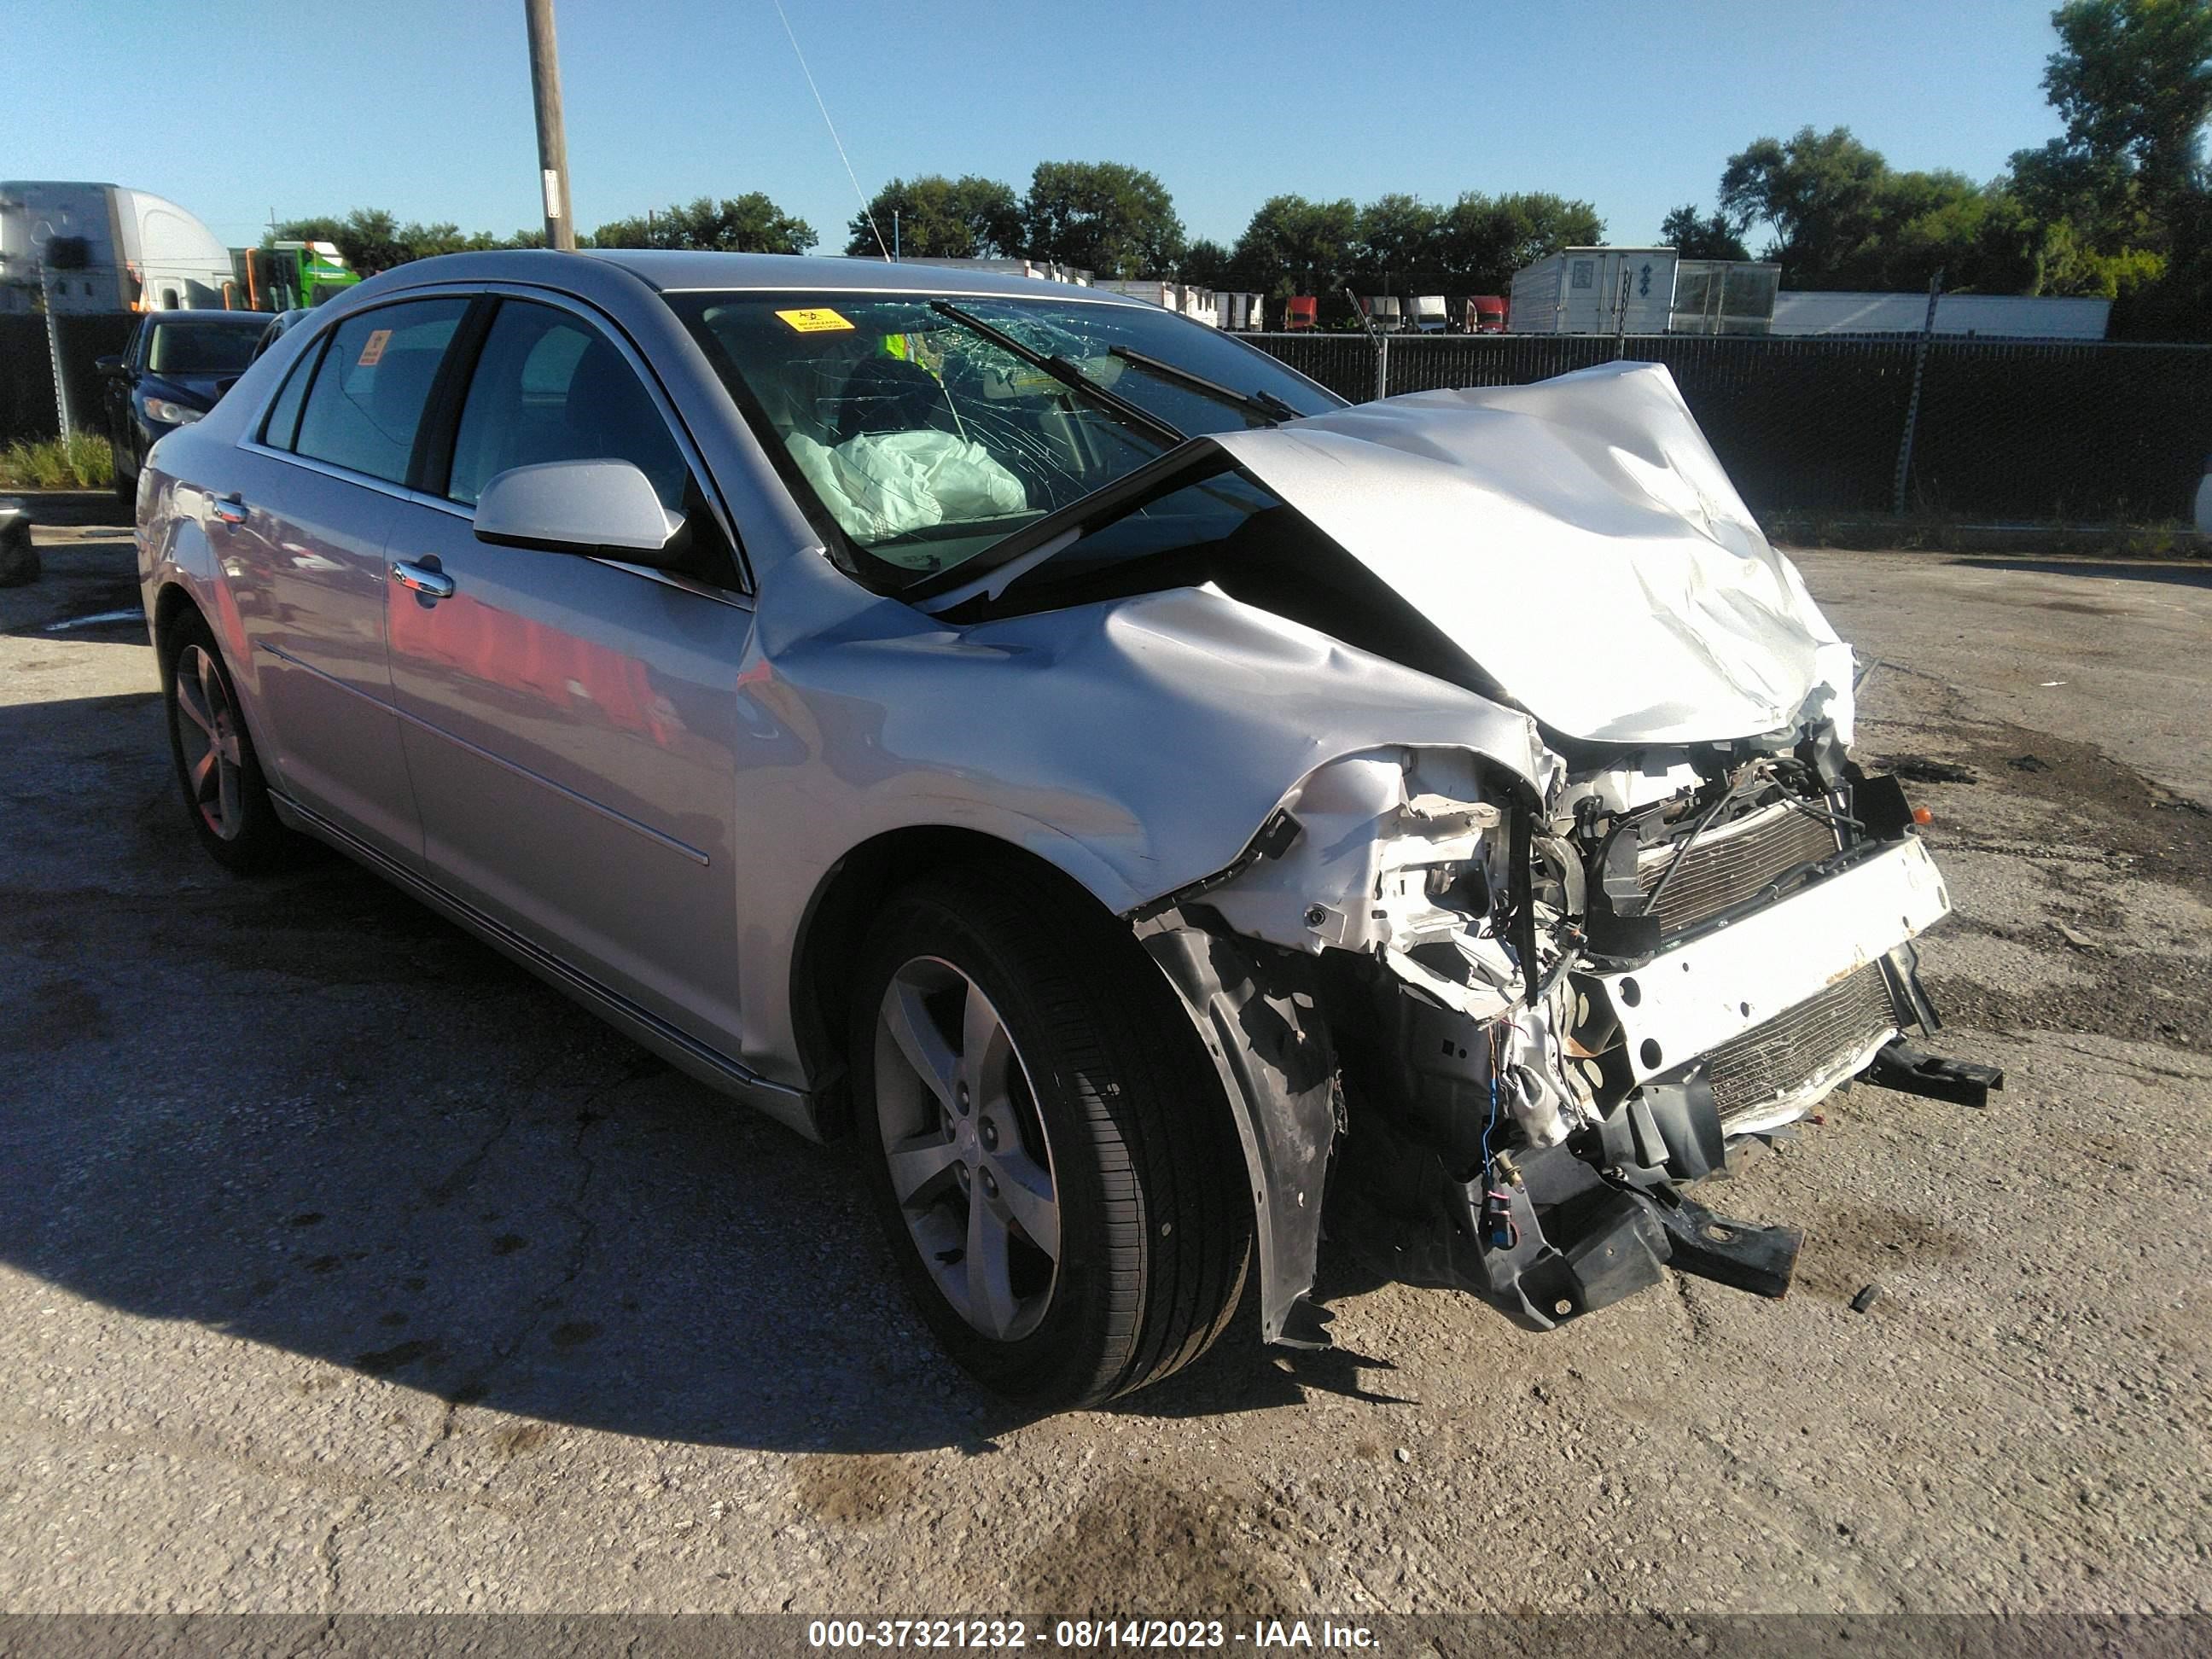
[
  {"left": 389, "top": 560, "right": 456, "bottom": 599},
  {"left": 212, "top": 493, "right": 247, "bottom": 527}
]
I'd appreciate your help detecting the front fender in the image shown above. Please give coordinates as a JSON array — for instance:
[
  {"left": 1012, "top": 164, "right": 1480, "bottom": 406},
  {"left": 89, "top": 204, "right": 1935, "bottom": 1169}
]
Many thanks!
[{"left": 1138, "top": 914, "right": 1338, "bottom": 1347}]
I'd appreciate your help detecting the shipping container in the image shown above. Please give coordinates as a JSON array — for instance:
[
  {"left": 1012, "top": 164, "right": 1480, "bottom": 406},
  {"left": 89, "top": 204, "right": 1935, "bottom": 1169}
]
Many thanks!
[{"left": 1507, "top": 247, "right": 1677, "bottom": 334}]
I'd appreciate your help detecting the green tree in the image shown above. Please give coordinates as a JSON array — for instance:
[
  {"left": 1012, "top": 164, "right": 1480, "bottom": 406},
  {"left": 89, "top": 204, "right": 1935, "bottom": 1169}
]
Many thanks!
[
  {"left": 1020, "top": 161, "right": 1185, "bottom": 276},
  {"left": 1228, "top": 194, "right": 1359, "bottom": 304},
  {"left": 2044, "top": 0, "right": 2212, "bottom": 208},
  {"left": 590, "top": 194, "right": 816, "bottom": 253},
  {"left": 1659, "top": 204, "right": 1750, "bottom": 260},
  {"left": 846, "top": 175, "right": 1022, "bottom": 259},
  {"left": 1719, "top": 126, "right": 1892, "bottom": 285},
  {"left": 1434, "top": 192, "right": 1605, "bottom": 292},
  {"left": 1718, "top": 128, "right": 2040, "bottom": 290},
  {"left": 1351, "top": 194, "right": 1442, "bottom": 293},
  {"left": 266, "top": 210, "right": 540, "bottom": 273},
  {"left": 2025, "top": 0, "right": 2211, "bottom": 334},
  {"left": 1178, "top": 237, "right": 1235, "bottom": 288}
]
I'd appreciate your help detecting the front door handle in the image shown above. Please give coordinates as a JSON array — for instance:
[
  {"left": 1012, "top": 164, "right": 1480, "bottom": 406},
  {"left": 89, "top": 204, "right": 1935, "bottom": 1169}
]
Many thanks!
[
  {"left": 212, "top": 494, "right": 248, "bottom": 527},
  {"left": 389, "top": 560, "right": 456, "bottom": 599}
]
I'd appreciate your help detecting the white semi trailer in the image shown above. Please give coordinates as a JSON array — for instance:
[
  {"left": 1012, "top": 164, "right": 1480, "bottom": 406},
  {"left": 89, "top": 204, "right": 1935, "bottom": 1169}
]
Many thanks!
[{"left": 1, "top": 181, "right": 237, "bottom": 314}]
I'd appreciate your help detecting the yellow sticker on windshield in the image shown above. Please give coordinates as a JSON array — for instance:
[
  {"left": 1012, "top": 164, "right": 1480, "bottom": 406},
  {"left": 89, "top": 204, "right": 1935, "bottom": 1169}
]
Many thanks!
[{"left": 775, "top": 307, "right": 854, "bottom": 334}]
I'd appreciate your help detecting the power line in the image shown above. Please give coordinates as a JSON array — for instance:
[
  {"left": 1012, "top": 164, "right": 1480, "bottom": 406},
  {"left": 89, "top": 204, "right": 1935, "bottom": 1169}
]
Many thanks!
[{"left": 769, "top": 0, "right": 888, "bottom": 260}]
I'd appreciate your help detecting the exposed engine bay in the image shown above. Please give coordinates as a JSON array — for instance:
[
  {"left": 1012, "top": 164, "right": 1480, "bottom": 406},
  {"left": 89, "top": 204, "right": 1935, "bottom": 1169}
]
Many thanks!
[{"left": 1134, "top": 720, "right": 2001, "bottom": 1342}]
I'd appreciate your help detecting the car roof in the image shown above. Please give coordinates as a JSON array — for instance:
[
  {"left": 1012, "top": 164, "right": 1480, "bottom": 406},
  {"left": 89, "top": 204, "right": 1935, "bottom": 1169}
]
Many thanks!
[
  {"left": 151, "top": 310, "right": 272, "bottom": 327},
  {"left": 361, "top": 247, "right": 1151, "bottom": 308}
]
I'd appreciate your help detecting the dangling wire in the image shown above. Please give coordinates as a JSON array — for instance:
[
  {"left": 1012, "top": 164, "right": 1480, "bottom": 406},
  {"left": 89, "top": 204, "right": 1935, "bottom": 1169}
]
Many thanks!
[{"left": 769, "top": 0, "right": 891, "bottom": 261}]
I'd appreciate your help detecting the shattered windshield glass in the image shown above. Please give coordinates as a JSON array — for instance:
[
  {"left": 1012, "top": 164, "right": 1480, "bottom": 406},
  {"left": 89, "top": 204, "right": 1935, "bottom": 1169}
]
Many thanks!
[{"left": 667, "top": 291, "right": 1340, "bottom": 589}]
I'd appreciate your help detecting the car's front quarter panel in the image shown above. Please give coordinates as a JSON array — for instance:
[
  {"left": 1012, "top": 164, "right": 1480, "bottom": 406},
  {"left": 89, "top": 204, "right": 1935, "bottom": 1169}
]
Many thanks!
[{"left": 725, "top": 541, "right": 1551, "bottom": 1092}]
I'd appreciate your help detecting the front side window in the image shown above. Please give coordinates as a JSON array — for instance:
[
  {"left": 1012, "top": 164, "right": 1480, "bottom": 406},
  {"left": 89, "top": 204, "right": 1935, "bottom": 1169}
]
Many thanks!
[
  {"left": 291, "top": 299, "right": 469, "bottom": 485},
  {"left": 668, "top": 291, "right": 1338, "bottom": 590},
  {"left": 445, "top": 301, "right": 690, "bottom": 510}
]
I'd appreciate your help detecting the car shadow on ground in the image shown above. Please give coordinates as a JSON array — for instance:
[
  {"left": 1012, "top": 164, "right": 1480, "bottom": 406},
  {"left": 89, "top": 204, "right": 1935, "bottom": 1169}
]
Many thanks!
[
  {"left": 1943, "top": 556, "right": 2212, "bottom": 590},
  {"left": 0, "top": 690, "right": 1371, "bottom": 1457}
]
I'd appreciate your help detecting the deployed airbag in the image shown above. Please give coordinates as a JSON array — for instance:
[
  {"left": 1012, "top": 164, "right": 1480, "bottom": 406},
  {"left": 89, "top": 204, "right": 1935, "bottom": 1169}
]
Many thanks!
[{"left": 787, "top": 429, "right": 1027, "bottom": 544}]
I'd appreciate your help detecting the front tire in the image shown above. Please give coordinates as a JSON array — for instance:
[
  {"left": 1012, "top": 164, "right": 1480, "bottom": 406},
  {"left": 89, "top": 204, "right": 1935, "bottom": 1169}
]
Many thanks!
[
  {"left": 161, "top": 608, "right": 288, "bottom": 874},
  {"left": 851, "top": 864, "right": 1251, "bottom": 1408}
]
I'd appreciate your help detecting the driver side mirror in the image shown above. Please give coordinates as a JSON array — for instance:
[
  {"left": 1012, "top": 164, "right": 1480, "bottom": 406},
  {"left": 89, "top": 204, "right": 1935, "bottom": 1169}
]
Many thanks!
[
  {"left": 95, "top": 355, "right": 124, "bottom": 378},
  {"left": 473, "top": 460, "right": 685, "bottom": 565}
]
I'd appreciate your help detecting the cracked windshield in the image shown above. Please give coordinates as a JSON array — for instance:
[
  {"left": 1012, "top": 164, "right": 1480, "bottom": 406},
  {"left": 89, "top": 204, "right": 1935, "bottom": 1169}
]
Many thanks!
[{"left": 672, "top": 293, "right": 1338, "bottom": 584}]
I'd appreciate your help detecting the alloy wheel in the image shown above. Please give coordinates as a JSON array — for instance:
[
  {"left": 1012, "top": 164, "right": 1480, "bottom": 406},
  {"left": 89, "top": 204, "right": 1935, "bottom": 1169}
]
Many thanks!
[
  {"left": 173, "top": 643, "right": 246, "bottom": 841},
  {"left": 873, "top": 957, "right": 1061, "bottom": 1342}
]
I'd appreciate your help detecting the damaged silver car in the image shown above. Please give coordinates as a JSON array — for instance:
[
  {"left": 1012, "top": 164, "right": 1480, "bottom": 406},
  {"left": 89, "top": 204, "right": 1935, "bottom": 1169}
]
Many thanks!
[{"left": 136, "top": 252, "right": 2000, "bottom": 1406}]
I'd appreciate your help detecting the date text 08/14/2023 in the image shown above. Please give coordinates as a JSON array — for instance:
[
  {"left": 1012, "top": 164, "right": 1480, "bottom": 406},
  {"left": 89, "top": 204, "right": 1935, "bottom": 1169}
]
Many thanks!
[{"left": 806, "top": 1619, "right": 1379, "bottom": 1650}]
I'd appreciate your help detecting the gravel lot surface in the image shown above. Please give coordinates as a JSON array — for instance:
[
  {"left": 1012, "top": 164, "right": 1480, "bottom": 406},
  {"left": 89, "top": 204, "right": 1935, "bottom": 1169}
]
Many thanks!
[{"left": 2, "top": 515, "right": 2207, "bottom": 1617}]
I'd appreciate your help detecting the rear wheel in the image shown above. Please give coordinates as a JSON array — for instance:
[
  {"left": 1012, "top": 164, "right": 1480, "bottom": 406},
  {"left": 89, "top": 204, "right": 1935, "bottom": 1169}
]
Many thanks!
[
  {"left": 162, "top": 609, "right": 288, "bottom": 874},
  {"left": 110, "top": 440, "right": 133, "bottom": 508},
  {"left": 851, "top": 864, "right": 1251, "bottom": 1407}
]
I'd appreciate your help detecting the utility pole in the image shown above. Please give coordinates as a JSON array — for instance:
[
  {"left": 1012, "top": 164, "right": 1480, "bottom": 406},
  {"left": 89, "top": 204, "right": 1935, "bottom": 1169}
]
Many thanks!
[{"left": 523, "top": 0, "right": 576, "bottom": 250}]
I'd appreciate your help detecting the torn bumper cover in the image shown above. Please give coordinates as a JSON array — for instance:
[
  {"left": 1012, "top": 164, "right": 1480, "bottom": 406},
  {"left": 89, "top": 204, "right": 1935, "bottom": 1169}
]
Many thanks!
[{"left": 1115, "top": 366, "right": 2001, "bottom": 1343}]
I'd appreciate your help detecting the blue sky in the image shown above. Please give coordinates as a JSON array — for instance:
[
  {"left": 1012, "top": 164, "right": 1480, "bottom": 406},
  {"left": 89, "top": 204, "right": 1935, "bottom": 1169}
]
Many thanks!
[{"left": 8, "top": 0, "right": 2065, "bottom": 255}]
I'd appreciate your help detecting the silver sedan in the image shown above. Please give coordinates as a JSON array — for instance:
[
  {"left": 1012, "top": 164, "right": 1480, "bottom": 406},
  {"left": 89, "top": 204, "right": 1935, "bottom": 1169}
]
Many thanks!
[{"left": 137, "top": 251, "right": 1997, "bottom": 1406}]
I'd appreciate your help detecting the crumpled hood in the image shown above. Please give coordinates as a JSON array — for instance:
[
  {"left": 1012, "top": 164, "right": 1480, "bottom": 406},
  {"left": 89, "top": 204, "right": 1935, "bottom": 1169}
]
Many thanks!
[{"left": 1208, "top": 361, "right": 1853, "bottom": 746}]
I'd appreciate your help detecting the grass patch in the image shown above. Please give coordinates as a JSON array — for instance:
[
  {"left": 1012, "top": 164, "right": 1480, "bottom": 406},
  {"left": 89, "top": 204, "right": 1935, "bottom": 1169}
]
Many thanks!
[{"left": 0, "top": 431, "right": 114, "bottom": 491}]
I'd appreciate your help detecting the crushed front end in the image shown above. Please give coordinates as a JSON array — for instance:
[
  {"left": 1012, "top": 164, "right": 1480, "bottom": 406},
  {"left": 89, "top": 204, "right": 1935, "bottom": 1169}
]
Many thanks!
[{"left": 1140, "top": 722, "right": 2001, "bottom": 1339}]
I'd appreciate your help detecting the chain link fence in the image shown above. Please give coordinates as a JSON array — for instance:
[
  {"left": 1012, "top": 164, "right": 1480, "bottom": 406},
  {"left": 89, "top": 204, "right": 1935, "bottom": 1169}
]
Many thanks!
[
  {"left": 9, "top": 308, "right": 2209, "bottom": 523},
  {"left": 1248, "top": 331, "right": 2212, "bottom": 524}
]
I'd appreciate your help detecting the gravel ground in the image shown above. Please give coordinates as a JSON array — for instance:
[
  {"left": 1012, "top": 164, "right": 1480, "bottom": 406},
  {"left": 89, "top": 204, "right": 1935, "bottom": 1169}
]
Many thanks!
[{"left": 0, "top": 518, "right": 2206, "bottom": 1617}]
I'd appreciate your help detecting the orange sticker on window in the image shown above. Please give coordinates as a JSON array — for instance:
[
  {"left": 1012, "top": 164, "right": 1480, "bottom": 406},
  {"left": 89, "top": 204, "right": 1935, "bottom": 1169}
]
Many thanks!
[
  {"left": 774, "top": 307, "right": 854, "bottom": 334},
  {"left": 357, "top": 329, "right": 393, "bottom": 367}
]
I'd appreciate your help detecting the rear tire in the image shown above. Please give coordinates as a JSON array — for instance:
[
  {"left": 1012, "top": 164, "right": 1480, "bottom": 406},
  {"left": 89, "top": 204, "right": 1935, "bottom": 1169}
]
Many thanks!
[
  {"left": 161, "top": 608, "right": 289, "bottom": 875},
  {"left": 111, "top": 442, "right": 133, "bottom": 509},
  {"left": 851, "top": 863, "right": 1251, "bottom": 1407}
]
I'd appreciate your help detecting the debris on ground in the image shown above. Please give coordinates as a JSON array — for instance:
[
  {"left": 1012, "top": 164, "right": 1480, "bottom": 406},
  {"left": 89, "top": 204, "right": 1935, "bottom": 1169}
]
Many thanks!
[
  {"left": 1849, "top": 1285, "right": 1882, "bottom": 1314},
  {"left": 1888, "top": 756, "right": 1978, "bottom": 784},
  {"left": 2053, "top": 922, "right": 2109, "bottom": 953},
  {"left": 0, "top": 501, "right": 37, "bottom": 588},
  {"left": 2010, "top": 754, "right": 2053, "bottom": 772}
]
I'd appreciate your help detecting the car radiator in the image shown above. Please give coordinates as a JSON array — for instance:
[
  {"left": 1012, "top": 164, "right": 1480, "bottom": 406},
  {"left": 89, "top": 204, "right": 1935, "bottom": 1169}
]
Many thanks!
[
  {"left": 1703, "top": 963, "right": 1901, "bottom": 1127},
  {"left": 1637, "top": 799, "right": 1841, "bottom": 938}
]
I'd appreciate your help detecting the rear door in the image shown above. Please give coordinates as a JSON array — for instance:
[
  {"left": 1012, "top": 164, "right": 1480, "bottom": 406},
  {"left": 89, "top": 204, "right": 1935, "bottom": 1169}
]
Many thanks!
[
  {"left": 379, "top": 293, "right": 755, "bottom": 1046},
  {"left": 222, "top": 295, "right": 470, "bottom": 864}
]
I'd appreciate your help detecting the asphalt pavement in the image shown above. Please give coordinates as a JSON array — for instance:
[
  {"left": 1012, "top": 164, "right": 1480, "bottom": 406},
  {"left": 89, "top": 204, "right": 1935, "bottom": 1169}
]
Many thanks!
[{"left": 1, "top": 511, "right": 2206, "bottom": 1616}]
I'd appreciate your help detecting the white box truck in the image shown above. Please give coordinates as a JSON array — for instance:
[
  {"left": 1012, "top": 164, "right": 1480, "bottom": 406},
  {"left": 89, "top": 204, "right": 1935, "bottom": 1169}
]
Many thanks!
[
  {"left": 1408, "top": 295, "right": 1449, "bottom": 333},
  {"left": 1508, "top": 247, "right": 1678, "bottom": 335}
]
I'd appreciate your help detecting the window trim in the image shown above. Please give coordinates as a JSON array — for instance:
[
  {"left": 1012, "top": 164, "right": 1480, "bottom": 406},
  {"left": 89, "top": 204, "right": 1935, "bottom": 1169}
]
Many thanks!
[
  {"left": 256, "top": 325, "right": 328, "bottom": 451},
  {"left": 236, "top": 280, "right": 754, "bottom": 597}
]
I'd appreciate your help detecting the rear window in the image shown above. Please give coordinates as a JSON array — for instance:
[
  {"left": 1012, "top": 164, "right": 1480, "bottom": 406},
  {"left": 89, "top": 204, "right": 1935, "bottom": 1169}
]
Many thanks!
[
  {"left": 147, "top": 321, "right": 263, "bottom": 376},
  {"left": 289, "top": 300, "right": 468, "bottom": 485}
]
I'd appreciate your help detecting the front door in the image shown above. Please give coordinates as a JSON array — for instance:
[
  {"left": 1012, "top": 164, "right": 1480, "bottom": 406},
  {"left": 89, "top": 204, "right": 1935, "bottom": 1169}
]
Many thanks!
[{"left": 380, "top": 296, "right": 754, "bottom": 1046}]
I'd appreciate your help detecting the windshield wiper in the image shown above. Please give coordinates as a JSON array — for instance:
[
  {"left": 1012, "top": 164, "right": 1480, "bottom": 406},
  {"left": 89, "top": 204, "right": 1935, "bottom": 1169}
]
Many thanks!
[
  {"left": 928, "top": 301, "right": 1185, "bottom": 449},
  {"left": 1107, "top": 346, "right": 1300, "bottom": 426}
]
